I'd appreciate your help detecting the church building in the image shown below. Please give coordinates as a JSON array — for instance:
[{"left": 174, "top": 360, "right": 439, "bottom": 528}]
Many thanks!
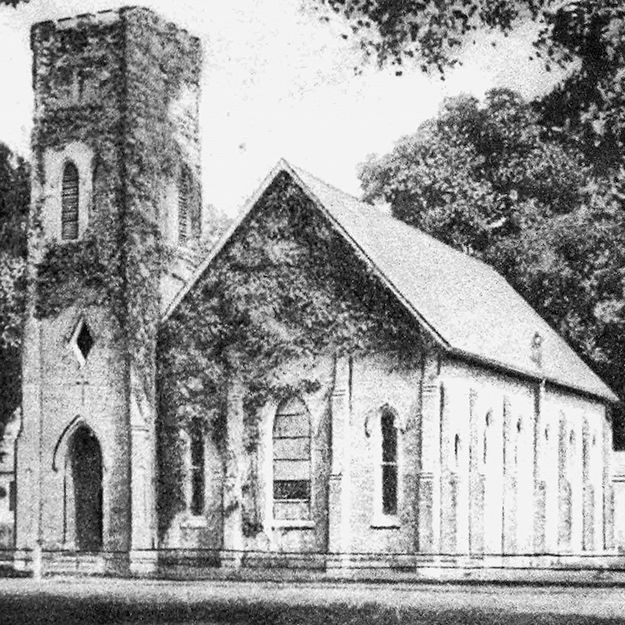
[{"left": 12, "top": 7, "right": 621, "bottom": 577}]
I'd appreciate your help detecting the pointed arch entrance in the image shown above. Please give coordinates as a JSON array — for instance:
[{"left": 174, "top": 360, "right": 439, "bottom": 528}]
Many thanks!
[{"left": 65, "top": 425, "right": 103, "bottom": 551}]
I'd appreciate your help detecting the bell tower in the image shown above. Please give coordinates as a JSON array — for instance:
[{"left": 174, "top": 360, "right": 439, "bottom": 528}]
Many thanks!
[{"left": 15, "top": 7, "right": 202, "bottom": 575}]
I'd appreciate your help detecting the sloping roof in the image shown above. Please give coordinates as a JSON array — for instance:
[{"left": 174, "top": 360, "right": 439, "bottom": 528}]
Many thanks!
[{"left": 165, "top": 160, "right": 617, "bottom": 403}]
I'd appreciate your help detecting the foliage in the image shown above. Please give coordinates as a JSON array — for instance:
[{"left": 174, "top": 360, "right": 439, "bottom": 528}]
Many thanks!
[
  {"left": 360, "top": 89, "right": 625, "bottom": 444},
  {"left": 201, "top": 205, "right": 233, "bottom": 250},
  {"left": 360, "top": 89, "right": 589, "bottom": 256},
  {"left": 25, "top": 10, "right": 208, "bottom": 528},
  {"left": 157, "top": 171, "right": 422, "bottom": 533},
  {"left": 491, "top": 176, "right": 625, "bottom": 426},
  {"left": 537, "top": 1, "right": 625, "bottom": 172},
  {"left": 0, "top": 251, "right": 25, "bottom": 437},
  {"left": 0, "top": 142, "right": 29, "bottom": 433},
  {"left": 311, "top": 0, "right": 550, "bottom": 73},
  {"left": 0, "top": 142, "right": 28, "bottom": 348},
  {"left": 316, "top": 0, "right": 625, "bottom": 441},
  {"left": 30, "top": 10, "right": 201, "bottom": 399},
  {"left": 0, "top": 253, "right": 25, "bottom": 349},
  {"left": 0, "top": 143, "right": 29, "bottom": 259},
  {"left": 312, "top": 0, "right": 625, "bottom": 172}
]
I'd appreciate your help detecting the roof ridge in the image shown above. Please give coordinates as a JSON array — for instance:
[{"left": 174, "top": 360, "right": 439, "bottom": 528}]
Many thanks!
[
  {"left": 288, "top": 162, "right": 368, "bottom": 205},
  {"left": 289, "top": 161, "right": 499, "bottom": 278},
  {"left": 162, "top": 159, "right": 616, "bottom": 402}
]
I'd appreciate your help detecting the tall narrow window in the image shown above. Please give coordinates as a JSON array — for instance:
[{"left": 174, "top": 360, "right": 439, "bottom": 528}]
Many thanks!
[
  {"left": 515, "top": 419, "right": 522, "bottom": 466},
  {"left": 91, "top": 161, "right": 100, "bottom": 216},
  {"left": 273, "top": 397, "right": 311, "bottom": 520},
  {"left": 62, "top": 162, "right": 79, "bottom": 240},
  {"left": 189, "top": 421, "right": 205, "bottom": 515},
  {"left": 8, "top": 481, "right": 15, "bottom": 513},
  {"left": 483, "top": 411, "right": 491, "bottom": 465},
  {"left": 454, "top": 434, "right": 461, "bottom": 468},
  {"left": 381, "top": 409, "right": 398, "bottom": 516},
  {"left": 582, "top": 432, "right": 590, "bottom": 481},
  {"left": 178, "top": 166, "right": 191, "bottom": 245}
]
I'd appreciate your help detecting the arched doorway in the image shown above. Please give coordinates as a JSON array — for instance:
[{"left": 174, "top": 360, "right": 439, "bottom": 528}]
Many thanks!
[{"left": 67, "top": 426, "right": 103, "bottom": 551}]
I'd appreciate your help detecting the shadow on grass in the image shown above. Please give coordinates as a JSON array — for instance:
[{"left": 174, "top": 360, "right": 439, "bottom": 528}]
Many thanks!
[{"left": 0, "top": 594, "right": 623, "bottom": 625}]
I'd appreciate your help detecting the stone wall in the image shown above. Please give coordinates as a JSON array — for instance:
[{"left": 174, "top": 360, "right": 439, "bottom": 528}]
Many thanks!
[
  {"left": 612, "top": 451, "right": 625, "bottom": 551},
  {"left": 160, "top": 351, "right": 424, "bottom": 558},
  {"left": 160, "top": 350, "right": 614, "bottom": 561},
  {"left": 441, "top": 358, "right": 610, "bottom": 556}
]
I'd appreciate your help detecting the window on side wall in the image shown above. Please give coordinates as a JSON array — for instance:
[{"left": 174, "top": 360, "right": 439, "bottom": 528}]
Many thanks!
[
  {"left": 273, "top": 397, "right": 311, "bottom": 520},
  {"left": 381, "top": 408, "right": 398, "bottom": 516},
  {"left": 9, "top": 481, "right": 15, "bottom": 513},
  {"left": 189, "top": 421, "right": 205, "bottom": 516}
]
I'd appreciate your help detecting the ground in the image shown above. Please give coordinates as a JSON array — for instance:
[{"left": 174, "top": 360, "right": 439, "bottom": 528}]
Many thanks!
[{"left": 0, "top": 578, "right": 625, "bottom": 624}]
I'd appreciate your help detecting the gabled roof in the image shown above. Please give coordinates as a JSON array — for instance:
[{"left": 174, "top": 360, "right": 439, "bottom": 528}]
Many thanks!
[{"left": 164, "top": 159, "right": 618, "bottom": 403}]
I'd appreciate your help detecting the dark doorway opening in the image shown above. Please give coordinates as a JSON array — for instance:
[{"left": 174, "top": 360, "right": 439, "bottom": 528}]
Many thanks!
[{"left": 69, "top": 426, "right": 103, "bottom": 551}]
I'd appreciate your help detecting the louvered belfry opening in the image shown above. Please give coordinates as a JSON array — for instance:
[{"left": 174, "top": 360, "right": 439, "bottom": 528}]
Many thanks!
[
  {"left": 178, "top": 166, "right": 191, "bottom": 245},
  {"left": 61, "top": 162, "right": 79, "bottom": 240}
]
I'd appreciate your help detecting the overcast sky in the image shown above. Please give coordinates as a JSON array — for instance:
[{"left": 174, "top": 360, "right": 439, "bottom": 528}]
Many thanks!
[{"left": 0, "top": 0, "right": 562, "bottom": 216}]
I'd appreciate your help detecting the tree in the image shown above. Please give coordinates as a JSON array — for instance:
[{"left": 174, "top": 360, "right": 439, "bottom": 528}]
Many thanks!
[
  {"left": 316, "top": 0, "right": 625, "bottom": 442},
  {"left": 536, "top": 1, "right": 625, "bottom": 172},
  {"left": 359, "top": 90, "right": 625, "bottom": 444},
  {"left": 313, "top": 1, "right": 625, "bottom": 170},
  {"left": 360, "top": 89, "right": 589, "bottom": 255},
  {"left": 0, "top": 143, "right": 28, "bottom": 435},
  {"left": 312, "top": 0, "right": 550, "bottom": 73}
]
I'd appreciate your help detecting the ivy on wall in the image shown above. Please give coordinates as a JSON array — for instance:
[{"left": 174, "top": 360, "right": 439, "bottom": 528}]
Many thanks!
[
  {"left": 27, "top": 10, "right": 424, "bottom": 541},
  {"left": 30, "top": 9, "right": 201, "bottom": 394},
  {"left": 28, "top": 11, "right": 205, "bottom": 545},
  {"left": 157, "top": 171, "right": 424, "bottom": 536}
]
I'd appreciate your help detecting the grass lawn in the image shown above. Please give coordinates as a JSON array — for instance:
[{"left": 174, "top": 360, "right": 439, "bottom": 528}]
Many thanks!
[{"left": 0, "top": 579, "right": 624, "bottom": 624}]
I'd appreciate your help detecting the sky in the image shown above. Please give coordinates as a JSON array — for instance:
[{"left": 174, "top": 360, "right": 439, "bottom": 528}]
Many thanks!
[{"left": 0, "top": 0, "right": 563, "bottom": 216}]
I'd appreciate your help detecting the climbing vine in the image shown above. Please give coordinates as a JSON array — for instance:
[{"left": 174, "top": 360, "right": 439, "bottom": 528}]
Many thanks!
[
  {"left": 27, "top": 11, "right": 424, "bottom": 541},
  {"left": 157, "top": 171, "right": 424, "bottom": 536},
  {"left": 30, "top": 9, "right": 201, "bottom": 395}
]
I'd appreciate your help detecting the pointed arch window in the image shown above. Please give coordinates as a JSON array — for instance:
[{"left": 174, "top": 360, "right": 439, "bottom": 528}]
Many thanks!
[
  {"left": 62, "top": 162, "right": 79, "bottom": 240},
  {"left": 273, "top": 397, "right": 311, "bottom": 520}
]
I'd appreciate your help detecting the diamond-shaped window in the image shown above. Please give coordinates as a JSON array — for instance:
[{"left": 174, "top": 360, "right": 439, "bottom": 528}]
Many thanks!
[{"left": 71, "top": 320, "right": 95, "bottom": 364}]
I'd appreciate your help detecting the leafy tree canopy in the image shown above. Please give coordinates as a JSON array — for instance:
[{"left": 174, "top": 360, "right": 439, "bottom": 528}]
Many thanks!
[
  {"left": 360, "top": 89, "right": 589, "bottom": 255},
  {"left": 313, "top": 0, "right": 547, "bottom": 73},
  {"left": 360, "top": 90, "right": 625, "bottom": 444},
  {"left": 313, "top": 1, "right": 625, "bottom": 170},
  {"left": 0, "top": 142, "right": 29, "bottom": 433}
]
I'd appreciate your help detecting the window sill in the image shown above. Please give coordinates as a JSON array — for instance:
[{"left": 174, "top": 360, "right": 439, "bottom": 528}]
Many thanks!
[
  {"left": 370, "top": 515, "right": 400, "bottom": 529},
  {"left": 271, "top": 519, "right": 315, "bottom": 529},
  {"left": 181, "top": 514, "right": 208, "bottom": 528}
]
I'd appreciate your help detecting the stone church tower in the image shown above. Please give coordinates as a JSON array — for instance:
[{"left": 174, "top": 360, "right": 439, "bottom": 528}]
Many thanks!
[{"left": 15, "top": 7, "right": 202, "bottom": 574}]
